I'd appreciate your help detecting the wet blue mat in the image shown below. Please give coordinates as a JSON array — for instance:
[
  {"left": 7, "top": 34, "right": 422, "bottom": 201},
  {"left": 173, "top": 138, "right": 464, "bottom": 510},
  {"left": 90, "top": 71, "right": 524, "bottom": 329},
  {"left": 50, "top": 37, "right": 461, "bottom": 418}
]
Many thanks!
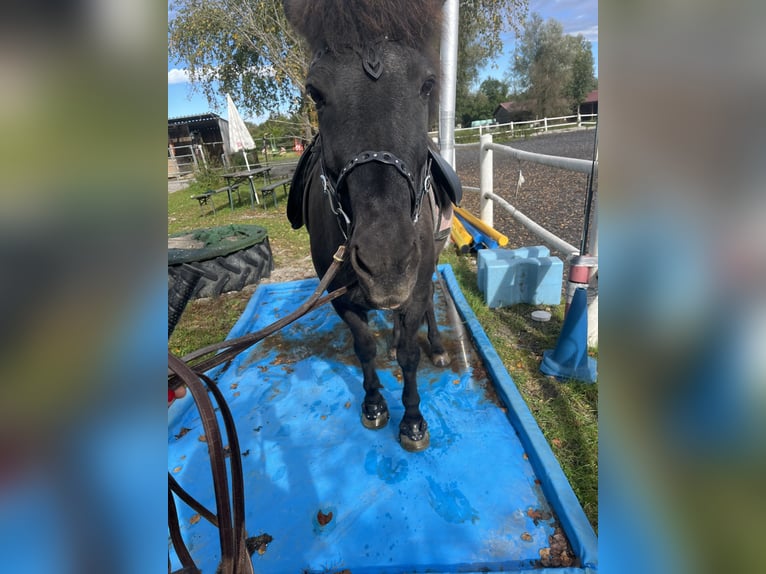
[{"left": 168, "top": 265, "right": 597, "bottom": 573}]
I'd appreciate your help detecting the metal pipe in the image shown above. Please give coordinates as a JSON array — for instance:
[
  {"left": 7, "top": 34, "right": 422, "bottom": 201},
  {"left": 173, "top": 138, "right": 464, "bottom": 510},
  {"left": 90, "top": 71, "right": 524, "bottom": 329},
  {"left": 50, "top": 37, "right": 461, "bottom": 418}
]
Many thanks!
[
  {"left": 438, "top": 0, "right": 459, "bottom": 167},
  {"left": 579, "top": 120, "right": 599, "bottom": 255}
]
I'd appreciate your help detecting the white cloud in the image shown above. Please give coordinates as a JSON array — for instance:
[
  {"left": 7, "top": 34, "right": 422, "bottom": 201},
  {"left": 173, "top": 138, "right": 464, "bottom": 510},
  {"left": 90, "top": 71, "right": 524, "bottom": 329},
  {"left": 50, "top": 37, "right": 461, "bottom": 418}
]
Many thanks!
[
  {"left": 567, "top": 25, "right": 599, "bottom": 43},
  {"left": 168, "top": 68, "right": 190, "bottom": 85}
]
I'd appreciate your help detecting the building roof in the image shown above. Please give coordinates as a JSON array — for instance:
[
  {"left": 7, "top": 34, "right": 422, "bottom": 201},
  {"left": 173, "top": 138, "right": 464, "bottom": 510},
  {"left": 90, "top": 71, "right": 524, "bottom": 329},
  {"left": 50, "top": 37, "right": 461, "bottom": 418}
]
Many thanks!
[
  {"left": 168, "top": 113, "right": 225, "bottom": 126},
  {"left": 583, "top": 90, "right": 598, "bottom": 103},
  {"left": 494, "top": 100, "right": 534, "bottom": 115}
]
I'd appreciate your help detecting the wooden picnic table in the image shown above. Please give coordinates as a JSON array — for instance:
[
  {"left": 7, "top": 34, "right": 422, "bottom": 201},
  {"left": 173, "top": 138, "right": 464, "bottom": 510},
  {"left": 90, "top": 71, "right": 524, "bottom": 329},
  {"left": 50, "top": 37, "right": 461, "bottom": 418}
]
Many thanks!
[{"left": 222, "top": 166, "right": 273, "bottom": 208}]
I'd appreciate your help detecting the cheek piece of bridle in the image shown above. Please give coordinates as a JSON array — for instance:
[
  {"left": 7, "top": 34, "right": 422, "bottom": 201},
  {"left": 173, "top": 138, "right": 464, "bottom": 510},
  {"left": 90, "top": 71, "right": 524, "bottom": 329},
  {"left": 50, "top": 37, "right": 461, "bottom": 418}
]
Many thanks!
[{"left": 319, "top": 144, "right": 432, "bottom": 240}]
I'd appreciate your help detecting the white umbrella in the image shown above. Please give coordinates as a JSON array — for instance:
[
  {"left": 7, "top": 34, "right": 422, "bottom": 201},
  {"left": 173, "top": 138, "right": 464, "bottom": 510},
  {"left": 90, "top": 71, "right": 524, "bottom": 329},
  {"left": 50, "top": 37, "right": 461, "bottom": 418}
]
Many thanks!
[{"left": 226, "top": 93, "right": 256, "bottom": 170}]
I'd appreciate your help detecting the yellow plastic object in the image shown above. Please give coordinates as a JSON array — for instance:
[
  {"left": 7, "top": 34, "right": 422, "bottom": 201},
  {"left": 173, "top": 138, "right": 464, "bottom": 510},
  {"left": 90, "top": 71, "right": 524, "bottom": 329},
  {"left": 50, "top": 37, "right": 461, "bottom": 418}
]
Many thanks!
[
  {"left": 453, "top": 205, "right": 509, "bottom": 246},
  {"left": 450, "top": 216, "right": 473, "bottom": 254}
]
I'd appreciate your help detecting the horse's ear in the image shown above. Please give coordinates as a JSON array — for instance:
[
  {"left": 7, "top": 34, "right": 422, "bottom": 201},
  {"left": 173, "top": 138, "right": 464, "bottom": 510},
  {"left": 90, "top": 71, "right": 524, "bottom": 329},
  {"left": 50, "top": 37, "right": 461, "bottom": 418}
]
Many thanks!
[
  {"left": 428, "top": 147, "right": 463, "bottom": 207},
  {"left": 287, "top": 136, "right": 320, "bottom": 229}
]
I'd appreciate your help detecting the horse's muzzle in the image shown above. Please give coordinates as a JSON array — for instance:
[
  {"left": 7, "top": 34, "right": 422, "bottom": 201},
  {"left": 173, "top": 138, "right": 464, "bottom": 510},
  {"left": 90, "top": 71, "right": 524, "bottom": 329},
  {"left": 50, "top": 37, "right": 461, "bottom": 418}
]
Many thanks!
[{"left": 349, "top": 244, "right": 416, "bottom": 309}]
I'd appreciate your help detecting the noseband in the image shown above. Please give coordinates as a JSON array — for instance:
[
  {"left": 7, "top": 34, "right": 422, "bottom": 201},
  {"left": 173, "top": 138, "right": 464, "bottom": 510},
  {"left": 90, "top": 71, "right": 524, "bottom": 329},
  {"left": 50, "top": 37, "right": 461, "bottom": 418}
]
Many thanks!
[{"left": 319, "top": 140, "right": 432, "bottom": 239}]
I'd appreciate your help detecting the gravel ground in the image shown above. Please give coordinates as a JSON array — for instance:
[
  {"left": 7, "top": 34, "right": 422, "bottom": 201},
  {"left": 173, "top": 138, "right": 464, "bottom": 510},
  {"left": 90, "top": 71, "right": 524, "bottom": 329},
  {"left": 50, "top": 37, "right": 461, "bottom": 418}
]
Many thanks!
[{"left": 454, "top": 129, "right": 598, "bottom": 257}]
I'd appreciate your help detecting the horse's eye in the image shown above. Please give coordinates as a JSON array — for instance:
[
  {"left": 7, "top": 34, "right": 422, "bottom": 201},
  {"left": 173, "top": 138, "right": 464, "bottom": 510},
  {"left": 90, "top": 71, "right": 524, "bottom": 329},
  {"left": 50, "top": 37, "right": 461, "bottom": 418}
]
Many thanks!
[
  {"left": 420, "top": 78, "right": 436, "bottom": 98},
  {"left": 306, "top": 84, "right": 325, "bottom": 108}
]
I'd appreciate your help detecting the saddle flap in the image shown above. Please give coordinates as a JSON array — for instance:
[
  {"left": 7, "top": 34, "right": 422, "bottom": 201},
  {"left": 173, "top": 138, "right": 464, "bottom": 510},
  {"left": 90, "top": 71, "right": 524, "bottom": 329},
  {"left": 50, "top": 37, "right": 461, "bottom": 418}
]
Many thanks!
[
  {"left": 428, "top": 147, "right": 462, "bottom": 207},
  {"left": 287, "top": 136, "right": 320, "bottom": 229}
]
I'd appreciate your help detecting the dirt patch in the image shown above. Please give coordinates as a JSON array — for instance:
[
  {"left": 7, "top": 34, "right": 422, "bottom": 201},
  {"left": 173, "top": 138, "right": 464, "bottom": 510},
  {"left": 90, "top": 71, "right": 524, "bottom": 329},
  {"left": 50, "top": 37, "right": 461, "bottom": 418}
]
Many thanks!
[{"left": 261, "top": 255, "right": 316, "bottom": 284}]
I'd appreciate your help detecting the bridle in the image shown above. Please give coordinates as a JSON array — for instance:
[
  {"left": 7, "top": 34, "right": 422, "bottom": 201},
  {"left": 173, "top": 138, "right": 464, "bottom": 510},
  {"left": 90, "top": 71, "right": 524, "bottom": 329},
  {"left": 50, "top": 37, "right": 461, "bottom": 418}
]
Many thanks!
[
  {"left": 310, "top": 38, "right": 433, "bottom": 240},
  {"left": 318, "top": 139, "right": 432, "bottom": 239}
]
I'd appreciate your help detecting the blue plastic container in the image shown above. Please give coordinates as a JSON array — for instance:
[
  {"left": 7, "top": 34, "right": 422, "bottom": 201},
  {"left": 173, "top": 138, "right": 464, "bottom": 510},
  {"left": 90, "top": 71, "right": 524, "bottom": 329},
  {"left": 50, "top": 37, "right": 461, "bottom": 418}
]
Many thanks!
[{"left": 477, "top": 247, "right": 563, "bottom": 308}]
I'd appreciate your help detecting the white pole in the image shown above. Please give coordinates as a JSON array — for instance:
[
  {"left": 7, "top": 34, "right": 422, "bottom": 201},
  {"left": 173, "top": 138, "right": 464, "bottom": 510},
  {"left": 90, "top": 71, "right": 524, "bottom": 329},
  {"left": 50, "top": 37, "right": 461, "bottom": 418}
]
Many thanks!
[
  {"left": 242, "top": 150, "right": 251, "bottom": 171},
  {"left": 480, "top": 133, "right": 493, "bottom": 228},
  {"left": 439, "top": 0, "right": 459, "bottom": 168}
]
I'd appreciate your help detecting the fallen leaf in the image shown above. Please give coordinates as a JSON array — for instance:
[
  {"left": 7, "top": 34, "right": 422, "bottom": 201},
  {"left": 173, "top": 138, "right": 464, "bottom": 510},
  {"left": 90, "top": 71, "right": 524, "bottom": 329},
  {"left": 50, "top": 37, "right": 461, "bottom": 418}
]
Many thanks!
[
  {"left": 172, "top": 466, "right": 182, "bottom": 473},
  {"left": 198, "top": 435, "right": 207, "bottom": 442},
  {"left": 521, "top": 532, "right": 532, "bottom": 542},
  {"left": 246, "top": 533, "right": 273, "bottom": 556},
  {"left": 190, "top": 514, "right": 200, "bottom": 525},
  {"left": 317, "top": 510, "right": 333, "bottom": 526}
]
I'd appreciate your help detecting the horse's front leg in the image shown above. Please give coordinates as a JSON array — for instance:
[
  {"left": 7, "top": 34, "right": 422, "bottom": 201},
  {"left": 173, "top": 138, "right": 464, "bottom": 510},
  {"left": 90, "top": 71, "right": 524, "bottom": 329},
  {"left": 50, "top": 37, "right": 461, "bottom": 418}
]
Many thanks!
[
  {"left": 395, "top": 309, "right": 430, "bottom": 452},
  {"left": 335, "top": 303, "right": 390, "bottom": 430}
]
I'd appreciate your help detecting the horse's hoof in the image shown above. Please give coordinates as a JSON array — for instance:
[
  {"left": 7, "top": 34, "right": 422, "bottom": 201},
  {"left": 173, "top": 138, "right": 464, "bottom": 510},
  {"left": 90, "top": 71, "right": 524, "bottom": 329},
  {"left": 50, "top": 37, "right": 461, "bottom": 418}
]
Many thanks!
[
  {"left": 398, "top": 419, "right": 430, "bottom": 452},
  {"left": 361, "top": 400, "right": 389, "bottom": 430},
  {"left": 431, "top": 351, "right": 451, "bottom": 367}
]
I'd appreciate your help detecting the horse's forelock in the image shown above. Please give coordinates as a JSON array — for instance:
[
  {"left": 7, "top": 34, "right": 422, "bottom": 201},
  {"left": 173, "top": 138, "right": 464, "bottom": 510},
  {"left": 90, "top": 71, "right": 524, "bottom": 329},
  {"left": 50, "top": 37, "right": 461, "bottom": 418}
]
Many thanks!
[{"left": 285, "top": 0, "right": 442, "bottom": 52}]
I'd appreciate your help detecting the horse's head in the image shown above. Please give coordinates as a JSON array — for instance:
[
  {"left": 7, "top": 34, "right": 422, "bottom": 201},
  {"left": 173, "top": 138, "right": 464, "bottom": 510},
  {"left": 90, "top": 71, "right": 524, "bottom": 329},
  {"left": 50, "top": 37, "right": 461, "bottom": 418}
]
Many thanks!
[{"left": 285, "top": 0, "right": 443, "bottom": 309}]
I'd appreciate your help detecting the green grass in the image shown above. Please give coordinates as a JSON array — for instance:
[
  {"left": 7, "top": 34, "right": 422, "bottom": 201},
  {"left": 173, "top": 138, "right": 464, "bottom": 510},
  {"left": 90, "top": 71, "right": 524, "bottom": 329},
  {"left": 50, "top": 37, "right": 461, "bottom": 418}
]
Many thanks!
[{"left": 168, "top": 172, "right": 598, "bottom": 531}]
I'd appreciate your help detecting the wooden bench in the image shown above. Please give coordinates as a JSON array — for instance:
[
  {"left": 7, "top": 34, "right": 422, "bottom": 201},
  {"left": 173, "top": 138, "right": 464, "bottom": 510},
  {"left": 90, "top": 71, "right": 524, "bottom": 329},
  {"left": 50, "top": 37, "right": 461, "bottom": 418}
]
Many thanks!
[
  {"left": 259, "top": 178, "right": 291, "bottom": 209},
  {"left": 190, "top": 183, "right": 241, "bottom": 214}
]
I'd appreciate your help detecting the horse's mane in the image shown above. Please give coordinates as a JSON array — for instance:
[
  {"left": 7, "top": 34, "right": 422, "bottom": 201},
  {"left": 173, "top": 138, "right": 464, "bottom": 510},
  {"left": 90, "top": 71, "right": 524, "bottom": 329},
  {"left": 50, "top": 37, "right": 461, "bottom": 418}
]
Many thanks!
[{"left": 285, "top": 0, "right": 443, "bottom": 52}]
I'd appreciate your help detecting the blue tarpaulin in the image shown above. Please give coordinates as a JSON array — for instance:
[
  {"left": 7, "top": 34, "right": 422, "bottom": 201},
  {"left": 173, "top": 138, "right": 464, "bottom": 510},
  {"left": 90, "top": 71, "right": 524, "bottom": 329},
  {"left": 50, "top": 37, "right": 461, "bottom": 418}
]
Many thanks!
[{"left": 168, "top": 265, "right": 597, "bottom": 573}]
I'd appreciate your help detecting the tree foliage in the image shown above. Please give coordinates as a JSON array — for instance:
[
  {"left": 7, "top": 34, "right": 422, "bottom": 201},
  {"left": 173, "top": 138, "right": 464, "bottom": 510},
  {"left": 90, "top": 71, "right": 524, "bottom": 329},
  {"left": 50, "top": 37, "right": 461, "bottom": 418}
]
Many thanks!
[
  {"left": 455, "top": 0, "right": 527, "bottom": 125},
  {"left": 169, "top": 0, "right": 308, "bottom": 125},
  {"left": 170, "top": 0, "right": 528, "bottom": 133},
  {"left": 512, "top": 13, "right": 596, "bottom": 117},
  {"left": 565, "top": 35, "right": 596, "bottom": 108},
  {"left": 457, "top": 77, "right": 511, "bottom": 126}
]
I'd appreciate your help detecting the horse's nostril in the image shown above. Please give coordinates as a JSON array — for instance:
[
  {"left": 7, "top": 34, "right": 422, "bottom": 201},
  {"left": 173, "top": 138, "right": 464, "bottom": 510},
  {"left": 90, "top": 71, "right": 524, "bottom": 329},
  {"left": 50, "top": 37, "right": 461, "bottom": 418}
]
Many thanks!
[{"left": 352, "top": 248, "right": 373, "bottom": 277}]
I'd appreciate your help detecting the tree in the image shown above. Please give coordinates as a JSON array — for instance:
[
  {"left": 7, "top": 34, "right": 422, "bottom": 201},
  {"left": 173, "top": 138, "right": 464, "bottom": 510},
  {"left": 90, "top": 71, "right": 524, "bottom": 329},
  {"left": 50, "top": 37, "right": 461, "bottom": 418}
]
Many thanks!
[
  {"left": 565, "top": 35, "right": 596, "bottom": 111},
  {"left": 479, "top": 77, "right": 510, "bottom": 109},
  {"left": 512, "top": 13, "right": 596, "bottom": 117},
  {"left": 169, "top": 0, "right": 312, "bottom": 135},
  {"left": 170, "top": 0, "right": 528, "bottom": 134},
  {"left": 455, "top": 0, "right": 528, "bottom": 124}
]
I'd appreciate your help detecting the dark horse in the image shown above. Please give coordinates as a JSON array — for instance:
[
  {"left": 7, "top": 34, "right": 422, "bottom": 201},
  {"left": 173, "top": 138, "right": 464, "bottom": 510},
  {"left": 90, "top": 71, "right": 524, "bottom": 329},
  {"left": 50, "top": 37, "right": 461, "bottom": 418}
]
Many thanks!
[{"left": 284, "top": 0, "right": 462, "bottom": 451}]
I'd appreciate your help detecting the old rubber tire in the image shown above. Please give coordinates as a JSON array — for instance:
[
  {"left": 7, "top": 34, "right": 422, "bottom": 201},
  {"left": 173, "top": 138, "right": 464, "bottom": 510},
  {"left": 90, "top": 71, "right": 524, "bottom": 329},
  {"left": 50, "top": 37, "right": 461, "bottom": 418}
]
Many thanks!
[{"left": 168, "top": 225, "right": 274, "bottom": 299}]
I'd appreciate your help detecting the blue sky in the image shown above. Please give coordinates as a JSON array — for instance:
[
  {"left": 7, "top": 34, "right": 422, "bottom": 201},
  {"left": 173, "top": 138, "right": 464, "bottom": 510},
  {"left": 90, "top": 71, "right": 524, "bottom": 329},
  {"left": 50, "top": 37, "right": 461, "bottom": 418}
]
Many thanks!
[{"left": 168, "top": 0, "right": 597, "bottom": 123}]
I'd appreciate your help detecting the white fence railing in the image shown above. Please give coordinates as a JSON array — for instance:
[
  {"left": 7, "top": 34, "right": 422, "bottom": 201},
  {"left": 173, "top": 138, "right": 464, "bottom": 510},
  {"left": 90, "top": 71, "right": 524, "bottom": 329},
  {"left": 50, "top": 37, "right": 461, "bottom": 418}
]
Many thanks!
[
  {"left": 475, "top": 131, "right": 598, "bottom": 344},
  {"left": 477, "top": 132, "right": 598, "bottom": 260},
  {"left": 429, "top": 113, "right": 597, "bottom": 143}
]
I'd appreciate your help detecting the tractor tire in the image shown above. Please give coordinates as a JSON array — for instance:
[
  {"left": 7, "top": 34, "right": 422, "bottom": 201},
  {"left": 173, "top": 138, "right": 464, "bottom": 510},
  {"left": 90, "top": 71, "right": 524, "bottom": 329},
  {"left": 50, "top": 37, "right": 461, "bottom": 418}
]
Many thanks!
[{"left": 168, "top": 225, "right": 274, "bottom": 300}]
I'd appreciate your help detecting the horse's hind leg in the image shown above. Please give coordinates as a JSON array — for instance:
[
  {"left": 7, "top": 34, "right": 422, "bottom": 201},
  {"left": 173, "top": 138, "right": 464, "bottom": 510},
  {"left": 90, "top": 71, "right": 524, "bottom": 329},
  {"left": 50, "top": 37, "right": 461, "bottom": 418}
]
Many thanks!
[
  {"left": 425, "top": 302, "right": 450, "bottom": 367},
  {"left": 390, "top": 302, "right": 450, "bottom": 367},
  {"left": 336, "top": 304, "right": 389, "bottom": 430}
]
